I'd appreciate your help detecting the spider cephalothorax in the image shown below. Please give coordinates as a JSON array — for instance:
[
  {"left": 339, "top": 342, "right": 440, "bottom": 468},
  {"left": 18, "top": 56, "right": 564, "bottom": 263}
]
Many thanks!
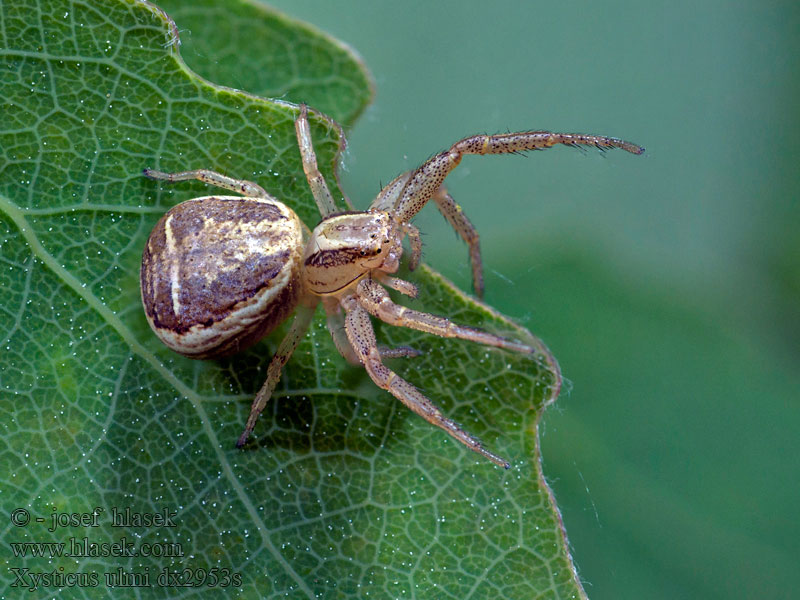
[
  {"left": 303, "top": 211, "right": 404, "bottom": 293},
  {"left": 141, "top": 104, "right": 643, "bottom": 467}
]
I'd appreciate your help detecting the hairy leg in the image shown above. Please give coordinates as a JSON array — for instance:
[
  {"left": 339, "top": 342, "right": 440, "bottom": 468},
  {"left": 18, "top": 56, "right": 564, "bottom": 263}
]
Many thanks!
[
  {"left": 374, "top": 272, "right": 418, "bottom": 298},
  {"left": 394, "top": 130, "right": 644, "bottom": 222},
  {"left": 432, "top": 187, "right": 484, "bottom": 297},
  {"left": 143, "top": 168, "right": 269, "bottom": 198},
  {"left": 356, "top": 278, "right": 533, "bottom": 354},
  {"left": 294, "top": 104, "right": 338, "bottom": 218},
  {"left": 342, "top": 296, "right": 509, "bottom": 468},
  {"left": 237, "top": 304, "right": 316, "bottom": 447},
  {"left": 326, "top": 304, "right": 420, "bottom": 365}
]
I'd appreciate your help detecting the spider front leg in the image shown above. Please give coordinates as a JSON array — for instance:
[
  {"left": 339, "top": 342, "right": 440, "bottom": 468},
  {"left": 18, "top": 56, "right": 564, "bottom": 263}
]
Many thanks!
[
  {"left": 356, "top": 278, "right": 533, "bottom": 354},
  {"left": 294, "top": 104, "right": 339, "bottom": 218},
  {"left": 369, "top": 174, "right": 482, "bottom": 295},
  {"left": 393, "top": 130, "right": 644, "bottom": 223},
  {"left": 143, "top": 168, "right": 269, "bottom": 198},
  {"left": 341, "top": 296, "right": 510, "bottom": 468},
  {"left": 324, "top": 304, "right": 421, "bottom": 365},
  {"left": 236, "top": 304, "right": 316, "bottom": 448}
]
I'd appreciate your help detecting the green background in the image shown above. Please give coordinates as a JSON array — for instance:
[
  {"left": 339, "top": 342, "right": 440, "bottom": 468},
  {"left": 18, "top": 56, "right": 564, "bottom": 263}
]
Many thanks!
[{"left": 252, "top": 1, "right": 799, "bottom": 598}]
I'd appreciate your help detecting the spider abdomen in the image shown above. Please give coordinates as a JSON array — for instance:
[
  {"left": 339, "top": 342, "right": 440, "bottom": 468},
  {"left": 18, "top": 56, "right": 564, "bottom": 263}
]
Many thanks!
[{"left": 140, "top": 195, "right": 305, "bottom": 359}]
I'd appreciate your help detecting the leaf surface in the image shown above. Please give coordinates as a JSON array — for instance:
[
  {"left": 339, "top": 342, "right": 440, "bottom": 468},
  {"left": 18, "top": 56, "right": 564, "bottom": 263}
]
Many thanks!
[
  {"left": 0, "top": 1, "right": 578, "bottom": 597},
  {"left": 154, "top": 0, "right": 373, "bottom": 128}
]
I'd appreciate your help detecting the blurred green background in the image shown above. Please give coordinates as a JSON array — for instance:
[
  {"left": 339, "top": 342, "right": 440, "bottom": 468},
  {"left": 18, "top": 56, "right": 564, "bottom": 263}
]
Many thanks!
[{"left": 186, "top": 1, "right": 798, "bottom": 597}]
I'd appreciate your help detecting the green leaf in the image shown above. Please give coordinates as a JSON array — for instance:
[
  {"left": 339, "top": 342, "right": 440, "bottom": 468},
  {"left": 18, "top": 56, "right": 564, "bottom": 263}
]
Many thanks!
[
  {"left": 152, "top": 0, "right": 373, "bottom": 128},
  {"left": 0, "top": 1, "right": 577, "bottom": 598}
]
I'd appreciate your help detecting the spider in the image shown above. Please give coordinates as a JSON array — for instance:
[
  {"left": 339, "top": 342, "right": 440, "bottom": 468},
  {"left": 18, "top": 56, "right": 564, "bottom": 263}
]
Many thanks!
[{"left": 140, "top": 105, "right": 643, "bottom": 468}]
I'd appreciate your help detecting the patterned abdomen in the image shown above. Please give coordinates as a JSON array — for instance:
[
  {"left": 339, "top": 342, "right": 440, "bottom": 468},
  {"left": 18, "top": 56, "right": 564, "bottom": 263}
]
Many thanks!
[{"left": 140, "top": 195, "right": 305, "bottom": 358}]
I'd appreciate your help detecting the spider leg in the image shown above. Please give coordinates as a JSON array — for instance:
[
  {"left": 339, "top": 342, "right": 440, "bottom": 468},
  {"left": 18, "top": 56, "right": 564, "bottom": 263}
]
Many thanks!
[
  {"left": 294, "top": 104, "right": 338, "bottom": 218},
  {"left": 342, "top": 296, "right": 509, "bottom": 468},
  {"left": 378, "top": 346, "right": 423, "bottom": 359},
  {"left": 326, "top": 308, "right": 361, "bottom": 365},
  {"left": 432, "top": 186, "right": 484, "bottom": 297},
  {"left": 236, "top": 304, "right": 316, "bottom": 448},
  {"left": 143, "top": 168, "right": 269, "bottom": 198},
  {"left": 356, "top": 278, "right": 533, "bottom": 354},
  {"left": 325, "top": 299, "right": 420, "bottom": 364},
  {"left": 375, "top": 272, "right": 418, "bottom": 298},
  {"left": 393, "top": 130, "right": 644, "bottom": 223},
  {"left": 402, "top": 223, "right": 423, "bottom": 273},
  {"left": 369, "top": 172, "right": 412, "bottom": 212}
]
